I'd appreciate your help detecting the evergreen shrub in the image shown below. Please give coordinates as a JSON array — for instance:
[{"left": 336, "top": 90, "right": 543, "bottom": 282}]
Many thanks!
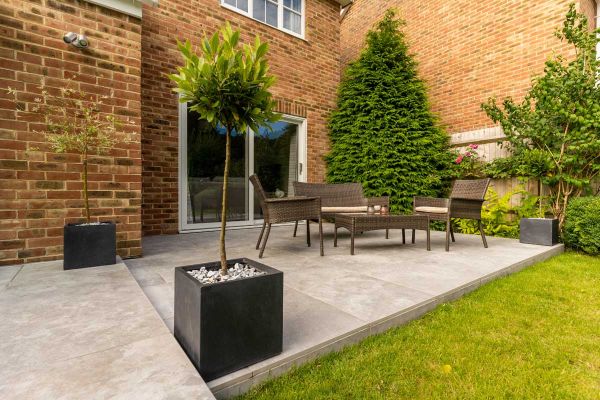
[
  {"left": 326, "top": 10, "right": 454, "bottom": 213},
  {"left": 564, "top": 197, "right": 600, "bottom": 255}
]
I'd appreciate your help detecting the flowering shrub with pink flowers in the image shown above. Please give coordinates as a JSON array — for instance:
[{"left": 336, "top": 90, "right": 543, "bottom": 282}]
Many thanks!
[{"left": 453, "top": 144, "right": 486, "bottom": 179}]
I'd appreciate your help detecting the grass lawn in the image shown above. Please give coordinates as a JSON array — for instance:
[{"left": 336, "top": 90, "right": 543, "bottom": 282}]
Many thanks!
[{"left": 239, "top": 253, "right": 600, "bottom": 399}]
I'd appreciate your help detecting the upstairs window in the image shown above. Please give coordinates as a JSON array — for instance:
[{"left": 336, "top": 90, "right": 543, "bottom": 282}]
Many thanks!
[{"left": 221, "top": 0, "right": 304, "bottom": 38}]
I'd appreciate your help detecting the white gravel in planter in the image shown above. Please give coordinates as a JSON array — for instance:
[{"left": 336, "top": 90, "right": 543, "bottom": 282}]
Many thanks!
[{"left": 187, "top": 263, "right": 266, "bottom": 284}]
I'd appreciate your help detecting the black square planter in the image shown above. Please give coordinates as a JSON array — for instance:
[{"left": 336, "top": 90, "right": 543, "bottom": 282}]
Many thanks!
[
  {"left": 63, "top": 222, "right": 117, "bottom": 270},
  {"left": 174, "top": 258, "right": 283, "bottom": 382},
  {"left": 519, "top": 218, "right": 559, "bottom": 246}
]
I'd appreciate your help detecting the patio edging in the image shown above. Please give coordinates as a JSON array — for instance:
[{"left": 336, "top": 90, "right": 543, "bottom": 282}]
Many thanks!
[{"left": 209, "top": 243, "right": 564, "bottom": 399}]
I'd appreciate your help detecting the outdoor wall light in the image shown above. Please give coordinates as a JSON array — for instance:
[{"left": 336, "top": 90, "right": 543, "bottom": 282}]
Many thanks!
[{"left": 63, "top": 32, "right": 89, "bottom": 49}]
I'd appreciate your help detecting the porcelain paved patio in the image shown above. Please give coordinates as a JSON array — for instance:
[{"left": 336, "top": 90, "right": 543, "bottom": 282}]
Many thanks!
[
  {"left": 0, "top": 259, "right": 215, "bottom": 400},
  {"left": 125, "top": 224, "right": 563, "bottom": 399}
]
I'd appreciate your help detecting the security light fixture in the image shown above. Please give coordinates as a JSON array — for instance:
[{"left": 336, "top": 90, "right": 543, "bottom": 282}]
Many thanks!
[{"left": 63, "top": 32, "right": 89, "bottom": 49}]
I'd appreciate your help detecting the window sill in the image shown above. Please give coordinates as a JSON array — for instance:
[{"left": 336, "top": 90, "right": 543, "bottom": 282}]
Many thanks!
[{"left": 220, "top": 3, "right": 307, "bottom": 42}]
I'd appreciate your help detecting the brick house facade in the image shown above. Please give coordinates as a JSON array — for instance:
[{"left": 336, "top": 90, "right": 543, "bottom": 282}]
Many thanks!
[
  {"left": 340, "top": 0, "right": 597, "bottom": 155},
  {"left": 141, "top": 0, "right": 341, "bottom": 235},
  {"left": 0, "top": 0, "right": 342, "bottom": 264},
  {"left": 0, "top": 0, "right": 143, "bottom": 265},
  {"left": 2, "top": 0, "right": 596, "bottom": 265}
]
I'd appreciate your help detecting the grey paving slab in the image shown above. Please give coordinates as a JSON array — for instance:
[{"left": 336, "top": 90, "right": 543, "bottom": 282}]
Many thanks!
[
  {"left": 125, "top": 224, "right": 562, "bottom": 399},
  {"left": 0, "top": 260, "right": 215, "bottom": 400},
  {"left": 0, "top": 333, "right": 213, "bottom": 400},
  {"left": 0, "top": 265, "right": 21, "bottom": 291}
]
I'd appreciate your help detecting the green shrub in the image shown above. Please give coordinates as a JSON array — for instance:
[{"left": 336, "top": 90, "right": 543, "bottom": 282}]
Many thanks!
[
  {"left": 481, "top": 5, "right": 600, "bottom": 228},
  {"left": 454, "top": 186, "right": 541, "bottom": 239},
  {"left": 326, "top": 10, "right": 454, "bottom": 213},
  {"left": 564, "top": 197, "right": 600, "bottom": 255}
]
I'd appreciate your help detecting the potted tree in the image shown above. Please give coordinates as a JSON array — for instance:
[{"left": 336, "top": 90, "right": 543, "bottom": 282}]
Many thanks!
[
  {"left": 8, "top": 79, "right": 127, "bottom": 269},
  {"left": 169, "top": 24, "right": 282, "bottom": 381},
  {"left": 482, "top": 5, "right": 600, "bottom": 245}
]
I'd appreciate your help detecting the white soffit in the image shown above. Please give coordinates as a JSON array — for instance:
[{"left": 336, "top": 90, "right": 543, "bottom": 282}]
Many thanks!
[{"left": 85, "top": 0, "right": 158, "bottom": 19}]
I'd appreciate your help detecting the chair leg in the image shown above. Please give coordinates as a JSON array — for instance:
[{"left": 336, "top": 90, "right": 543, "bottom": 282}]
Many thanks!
[
  {"left": 411, "top": 229, "right": 415, "bottom": 244},
  {"left": 350, "top": 229, "right": 355, "bottom": 255},
  {"left": 478, "top": 220, "right": 488, "bottom": 248},
  {"left": 426, "top": 227, "right": 431, "bottom": 251},
  {"left": 402, "top": 229, "right": 406, "bottom": 244},
  {"left": 450, "top": 223, "right": 455, "bottom": 242},
  {"left": 293, "top": 220, "right": 298, "bottom": 237},
  {"left": 445, "top": 219, "right": 451, "bottom": 252},
  {"left": 306, "top": 219, "right": 311, "bottom": 247},
  {"left": 319, "top": 217, "right": 324, "bottom": 256},
  {"left": 334, "top": 224, "right": 338, "bottom": 247},
  {"left": 256, "top": 220, "right": 266, "bottom": 250},
  {"left": 258, "top": 223, "right": 271, "bottom": 258},
  {"left": 386, "top": 228, "right": 389, "bottom": 239}
]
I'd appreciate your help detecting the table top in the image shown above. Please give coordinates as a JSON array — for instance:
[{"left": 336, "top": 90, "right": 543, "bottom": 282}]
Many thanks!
[{"left": 334, "top": 213, "right": 428, "bottom": 220}]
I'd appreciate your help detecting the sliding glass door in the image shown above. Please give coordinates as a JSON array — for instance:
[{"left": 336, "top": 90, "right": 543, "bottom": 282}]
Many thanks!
[{"left": 179, "top": 104, "right": 306, "bottom": 231}]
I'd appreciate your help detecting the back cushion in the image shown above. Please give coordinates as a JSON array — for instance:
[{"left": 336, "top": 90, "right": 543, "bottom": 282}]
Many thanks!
[{"left": 293, "top": 182, "right": 366, "bottom": 207}]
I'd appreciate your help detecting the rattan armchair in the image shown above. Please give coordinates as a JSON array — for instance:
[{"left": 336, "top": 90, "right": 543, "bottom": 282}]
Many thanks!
[
  {"left": 413, "top": 179, "right": 491, "bottom": 251},
  {"left": 250, "top": 174, "right": 323, "bottom": 258}
]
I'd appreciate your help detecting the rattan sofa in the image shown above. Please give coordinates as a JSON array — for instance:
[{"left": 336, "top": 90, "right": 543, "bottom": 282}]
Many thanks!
[{"left": 292, "top": 181, "right": 389, "bottom": 236}]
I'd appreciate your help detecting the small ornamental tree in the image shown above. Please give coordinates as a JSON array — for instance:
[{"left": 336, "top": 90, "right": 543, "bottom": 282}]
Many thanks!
[
  {"left": 482, "top": 4, "right": 600, "bottom": 228},
  {"left": 169, "top": 24, "right": 279, "bottom": 275},
  {"left": 326, "top": 10, "right": 454, "bottom": 213},
  {"left": 8, "top": 79, "right": 128, "bottom": 223}
]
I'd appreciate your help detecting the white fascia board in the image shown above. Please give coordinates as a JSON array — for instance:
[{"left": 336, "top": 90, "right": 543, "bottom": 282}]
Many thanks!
[{"left": 85, "top": 0, "right": 158, "bottom": 19}]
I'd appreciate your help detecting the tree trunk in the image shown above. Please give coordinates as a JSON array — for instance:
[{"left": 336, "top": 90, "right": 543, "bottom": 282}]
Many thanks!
[
  {"left": 82, "top": 154, "right": 91, "bottom": 223},
  {"left": 219, "top": 127, "right": 231, "bottom": 275}
]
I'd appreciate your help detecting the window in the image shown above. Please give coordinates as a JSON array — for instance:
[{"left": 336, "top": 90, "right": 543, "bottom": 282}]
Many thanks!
[{"left": 221, "top": 0, "right": 304, "bottom": 37}]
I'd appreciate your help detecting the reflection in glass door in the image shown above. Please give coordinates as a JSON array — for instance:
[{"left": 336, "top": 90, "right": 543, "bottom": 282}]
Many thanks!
[
  {"left": 179, "top": 104, "right": 306, "bottom": 231},
  {"left": 185, "top": 113, "right": 249, "bottom": 225},
  {"left": 253, "top": 121, "right": 299, "bottom": 219}
]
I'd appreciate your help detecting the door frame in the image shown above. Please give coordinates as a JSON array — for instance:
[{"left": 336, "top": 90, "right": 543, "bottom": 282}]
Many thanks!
[{"left": 178, "top": 102, "right": 308, "bottom": 233}]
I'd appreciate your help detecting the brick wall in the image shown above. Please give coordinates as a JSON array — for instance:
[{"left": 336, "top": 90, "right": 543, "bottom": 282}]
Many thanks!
[
  {"left": 340, "top": 0, "right": 586, "bottom": 136},
  {"left": 141, "top": 0, "right": 340, "bottom": 235},
  {"left": 580, "top": 0, "right": 598, "bottom": 30},
  {"left": 0, "top": 0, "right": 142, "bottom": 265}
]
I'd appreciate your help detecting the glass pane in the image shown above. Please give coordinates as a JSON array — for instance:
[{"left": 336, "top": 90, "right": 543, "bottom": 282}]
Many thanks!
[
  {"left": 291, "top": 0, "right": 301, "bottom": 12},
  {"left": 187, "top": 110, "right": 248, "bottom": 224},
  {"left": 266, "top": 0, "right": 278, "bottom": 27},
  {"left": 283, "top": 9, "right": 301, "bottom": 33},
  {"left": 253, "top": 121, "right": 299, "bottom": 219},
  {"left": 224, "top": 0, "right": 236, "bottom": 7},
  {"left": 238, "top": 0, "right": 248, "bottom": 12},
  {"left": 253, "top": 0, "right": 265, "bottom": 21},
  {"left": 283, "top": 0, "right": 301, "bottom": 12}
]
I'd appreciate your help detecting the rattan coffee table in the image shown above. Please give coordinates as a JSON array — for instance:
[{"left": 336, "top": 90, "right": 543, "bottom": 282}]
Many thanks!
[{"left": 334, "top": 213, "right": 430, "bottom": 255}]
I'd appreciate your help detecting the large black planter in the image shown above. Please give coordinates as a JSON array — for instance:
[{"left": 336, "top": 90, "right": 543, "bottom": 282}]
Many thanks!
[
  {"left": 63, "top": 222, "right": 117, "bottom": 270},
  {"left": 174, "top": 258, "right": 283, "bottom": 381},
  {"left": 520, "top": 218, "right": 559, "bottom": 246}
]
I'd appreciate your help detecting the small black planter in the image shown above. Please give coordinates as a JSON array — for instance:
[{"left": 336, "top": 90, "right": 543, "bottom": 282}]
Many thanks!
[
  {"left": 174, "top": 258, "right": 283, "bottom": 382},
  {"left": 520, "top": 218, "right": 559, "bottom": 246},
  {"left": 63, "top": 222, "right": 116, "bottom": 270}
]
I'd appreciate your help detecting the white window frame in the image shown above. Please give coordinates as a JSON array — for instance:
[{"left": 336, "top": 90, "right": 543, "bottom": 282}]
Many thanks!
[
  {"left": 221, "top": 0, "right": 306, "bottom": 40},
  {"left": 178, "top": 102, "right": 308, "bottom": 233}
]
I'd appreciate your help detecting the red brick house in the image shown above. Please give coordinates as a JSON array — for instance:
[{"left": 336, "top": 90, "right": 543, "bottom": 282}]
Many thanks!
[
  {"left": 0, "top": 0, "right": 346, "bottom": 265},
  {"left": 340, "top": 0, "right": 598, "bottom": 158},
  {"left": 1, "top": 0, "right": 597, "bottom": 265}
]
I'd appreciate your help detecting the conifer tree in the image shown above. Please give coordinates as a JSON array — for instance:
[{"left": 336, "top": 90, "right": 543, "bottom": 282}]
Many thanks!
[{"left": 327, "top": 10, "right": 454, "bottom": 213}]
